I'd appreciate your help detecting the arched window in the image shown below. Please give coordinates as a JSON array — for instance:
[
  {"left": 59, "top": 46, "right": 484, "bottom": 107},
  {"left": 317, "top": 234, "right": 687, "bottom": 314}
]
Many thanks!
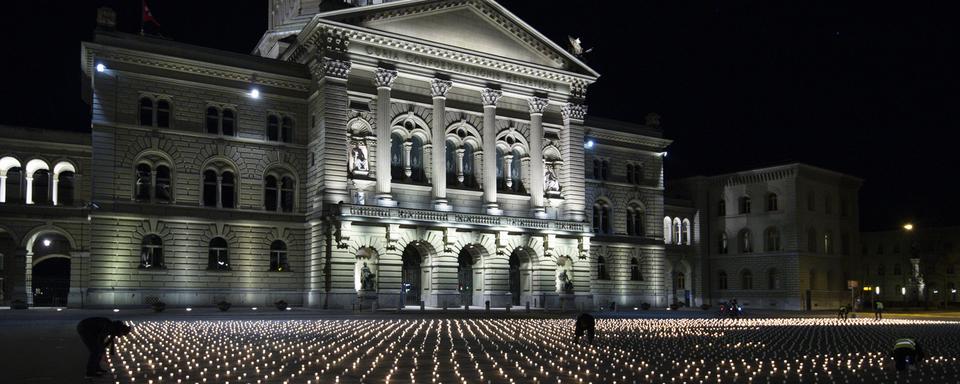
[
  {"left": 767, "top": 193, "right": 778, "bottom": 211},
  {"left": 675, "top": 272, "right": 686, "bottom": 290},
  {"left": 681, "top": 219, "right": 691, "bottom": 245},
  {"left": 269, "top": 240, "right": 288, "bottom": 271},
  {"left": 281, "top": 116, "right": 294, "bottom": 143},
  {"left": 220, "top": 171, "right": 235, "bottom": 208},
  {"left": 140, "top": 235, "right": 164, "bottom": 269},
  {"left": 597, "top": 256, "right": 609, "bottom": 280},
  {"left": 222, "top": 109, "right": 235, "bottom": 136},
  {"left": 206, "top": 107, "right": 220, "bottom": 134},
  {"left": 765, "top": 227, "right": 781, "bottom": 252},
  {"left": 807, "top": 228, "right": 817, "bottom": 253},
  {"left": 156, "top": 100, "right": 170, "bottom": 128},
  {"left": 718, "top": 232, "right": 728, "bottom": 254},
  {"left": 57, "top": 171, "right": 75, "bottom": 206},
  {"left": 767, "top": 268, "right": 780, "bottom": 290},
  {"left": 824, "top": 195, "right": 833, "bottom": 214},
  {"left": 264, "top": 175, "right": 278, "bottom": 211},
  {"left": 630, "top": 258, "right": 641, "bottom": 281},
  {"left": 411, "top": 136, "right": 426, "bottom": 182},
  {"left": 738, "top": 196, "right": 751, "bottom": 214},
  {"left": 823, "top": 231, "right": 833, "bottom": 254},
  {"left": 280, "top": 176, "right": 295, "bottom": 213},
  {"left": 807, "top": 191, "right": 816, "bottom": 211},
  {"left": 139, "top": 97, "right": 154, "bottom": 126},
  {"left": 207, "top": 237, "right": 230, "bottom": 270},
  {"left": 391, "top": 133, "right": 404, "bottom": 180},
  {"left": 32, "top": 169, "right": 50, "bottom": 205},
  {"left": 4, "top": 166, "right": 23, "bottom": 203},
  {"left": 136, "top": 164, "right": 152, "bottom": 201},
  {"left": 601, "top": 160, "right": 610, "bottom": 180},
  {"left": 739, "top": 229, "right": 752, "bottom": 253},
  {"left": 633, "top": 163, "right": 643, "bottom": 183},
  {"left": 593, "top": 202, "right": 611, "bottom": 234},
  {"left": 718, "top": 270, "right": 728, "bottom": 290},
  {"left": 626, "top": 164, "right": 634, "bottom": 183},
  {"left": 673, "top": 218, "right": 682, "bottom": 245},
  {"left": 592, "top": 159, "right": 601, "bottom": 179},
  {"left": 462, "top": 144, "right": 476, "bottom": 188},
  {"left": 717, "top": 200, "right": 726, "bottom": 216},
  {"left": 267, "top": 115, "right": 280, "bottom": 141},
  {"left": 155, "top": 165, "right": 171, "bottom": 203},
  {"left": 626, "top": 205, "right": 644, "bottom": 236},
  {"left": 663, "top": 216, "right": 673, "bottom": 244},
  {"left": 445, "top": 140, "right": 457, "bottom": 186},
  {"left": 509, "top": 149, "right": 524, "bottom": 193},
  {"left": 202, "top": 170, "right": 218, "bottom": 207},
  {"left": 741, "top": 269, "right": 753, "bottom": 290}
]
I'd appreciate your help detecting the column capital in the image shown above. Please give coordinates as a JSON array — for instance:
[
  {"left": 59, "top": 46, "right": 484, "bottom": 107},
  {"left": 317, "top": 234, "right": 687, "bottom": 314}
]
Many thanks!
[
  {"left": 431, "top": 78, "right": 453, "bottom": 98},
  {"left": 560, "top": 103, "right": 587, "bottom": 122},
  {"left": 528, "top": 97, "right": 549, "bottom": 115},
  {"left": 373, "top": 68, "right": 398, "bottom": 89},
  {"left": 309, "top": 56, "right": 352, "bottom": 80},
  {"left": 480, "top": 88, "right": 503, "bottom": 107}
]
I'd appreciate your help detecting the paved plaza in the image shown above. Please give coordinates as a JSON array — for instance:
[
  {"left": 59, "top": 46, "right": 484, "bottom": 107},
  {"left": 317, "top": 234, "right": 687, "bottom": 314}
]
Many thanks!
[{"left": 3, "top": 309, "right": 960, "bottom": 383}]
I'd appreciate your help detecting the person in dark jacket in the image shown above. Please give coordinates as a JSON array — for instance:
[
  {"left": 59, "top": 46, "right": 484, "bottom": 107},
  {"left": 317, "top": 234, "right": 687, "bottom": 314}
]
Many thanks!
[
  {"left": 892, "top": 338, "right": 925, "bottom": 372},
  {"left": 77, "top": 317, "right": 131, "bottom": 377},
  {"left": 573, "top": 313, "right": 596, "bottom": 343}
]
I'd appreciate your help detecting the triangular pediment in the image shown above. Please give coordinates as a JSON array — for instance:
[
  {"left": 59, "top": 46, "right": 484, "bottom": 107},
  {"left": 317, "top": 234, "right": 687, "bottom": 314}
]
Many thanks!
[{"left": 319, "top": 0, "right": 597, "bottom": 77}]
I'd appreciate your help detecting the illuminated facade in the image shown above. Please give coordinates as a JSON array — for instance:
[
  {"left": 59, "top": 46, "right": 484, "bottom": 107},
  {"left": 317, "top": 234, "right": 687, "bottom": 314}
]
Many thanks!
[{"left": 1, "top": 0, "right": 676, "bottom": 308}]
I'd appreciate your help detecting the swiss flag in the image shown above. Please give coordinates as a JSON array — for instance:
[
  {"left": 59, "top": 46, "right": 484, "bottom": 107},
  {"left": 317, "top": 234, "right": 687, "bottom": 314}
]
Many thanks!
[{"left": 142, "top": 0, "right": 160, "bottom": 27}]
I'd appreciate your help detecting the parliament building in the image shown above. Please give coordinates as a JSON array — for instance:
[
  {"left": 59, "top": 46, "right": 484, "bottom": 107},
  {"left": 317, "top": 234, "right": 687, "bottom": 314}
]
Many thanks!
[{"left": 0, "top": 0, "right": 862, "bottom": 310}]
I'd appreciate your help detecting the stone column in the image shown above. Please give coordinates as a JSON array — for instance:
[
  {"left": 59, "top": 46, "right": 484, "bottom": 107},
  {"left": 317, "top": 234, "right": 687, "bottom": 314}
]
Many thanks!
[
  {"left": 528, "top": 97, "right": 548, "bottom": 218},
  {"left": 0, "top": 174, "right": 6, "bottom": 203},
  {"left": 52, "top": 174, "right": 59, "bottom": 206},
  {"left": 503, "top": 153, "right": 514, "bottom": 189},
  {"left": 374, "top": 68, "right": 398, "bottom": 206},
  {"left": 455, "top": 148, "right": 465, "bottom": 183},
  {"left": 216, "top": 175, "right": 223, "bottom": 208},
  {"left": 480, "top": 88, "right": 502, "bottom": 215},
  {"left": 402, "top": 141, "right": 413, "bottom": 178},
  {"left": 431, "top": 79, "right": 452, "bottom": 210},
  {"left": 560, "top": 103, "right": 587, "bottom": 221},
  {"left": 25, "top": 176, "right": 34, "bottom": 205}
]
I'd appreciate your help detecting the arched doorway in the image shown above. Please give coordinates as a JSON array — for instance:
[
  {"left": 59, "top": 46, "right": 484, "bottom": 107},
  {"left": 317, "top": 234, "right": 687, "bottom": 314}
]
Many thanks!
[
  {"left": 457, "top": 249, "right": 474, "bottom": 306},
  {"left": 32, "top": 257, "right": 70, "bottom": 307},
  {"left": 401, "top": 245, "right": 423, "bottom": 305},
  {"left": 509, "top": 248, "right": 533, "bottom": 306}
]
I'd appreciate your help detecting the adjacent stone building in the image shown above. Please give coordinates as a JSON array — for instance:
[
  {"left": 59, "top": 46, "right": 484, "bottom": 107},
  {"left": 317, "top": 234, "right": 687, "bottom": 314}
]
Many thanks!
[{"left": 859, "top": 226, "right": 960, "bottom": 307}]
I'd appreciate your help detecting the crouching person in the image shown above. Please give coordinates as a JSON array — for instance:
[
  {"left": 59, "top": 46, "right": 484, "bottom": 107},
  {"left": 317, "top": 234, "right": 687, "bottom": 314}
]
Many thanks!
[
  {"left": 892, "top": 338, "right": 925, "bottom": 372},
  {"left": 77, "top": 317, "right": 132, "bottom": 378},
  {"left": 573, "top": 313, "right": 596, "bottom": 344}
]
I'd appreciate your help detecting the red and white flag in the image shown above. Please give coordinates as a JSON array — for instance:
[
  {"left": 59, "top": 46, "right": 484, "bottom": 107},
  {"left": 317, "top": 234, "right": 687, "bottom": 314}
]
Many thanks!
[{"left": 143, "top": 0, "right": 160, "bottom": 27}]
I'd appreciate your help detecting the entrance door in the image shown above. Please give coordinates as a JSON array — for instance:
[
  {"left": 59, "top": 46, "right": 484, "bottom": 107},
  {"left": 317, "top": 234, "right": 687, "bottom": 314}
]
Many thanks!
[
  {"left": 32, "top": 258, "right": 70, "bottom": 307},
  {"left": 509, "top": 252, "right": 521, "bottom": 305},
  {"left": 402, "top": 248, "right": 421, "bottom": 305},
  {"left": 458, "top": 251, "right": 473, "bottom": 306}
]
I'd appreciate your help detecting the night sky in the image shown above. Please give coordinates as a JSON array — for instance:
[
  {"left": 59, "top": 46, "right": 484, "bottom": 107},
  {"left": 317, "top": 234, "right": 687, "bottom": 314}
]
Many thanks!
[{"left": 2, "top": 1, "right": 957, "bottom": 231}]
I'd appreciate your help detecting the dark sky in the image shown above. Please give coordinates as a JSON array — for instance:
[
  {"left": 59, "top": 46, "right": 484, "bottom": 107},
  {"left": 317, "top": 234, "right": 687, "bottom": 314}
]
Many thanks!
[{"left": 2, "top": 1, "right": 957, "bottom": 231}]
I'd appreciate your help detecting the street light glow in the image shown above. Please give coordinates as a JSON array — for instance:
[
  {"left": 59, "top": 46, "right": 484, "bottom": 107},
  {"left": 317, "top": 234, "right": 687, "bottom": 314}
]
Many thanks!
[
  {"left": 903, "top": 223, "right": 914, "bottom": 231},
  {"left": 96, "top": 63, "right": 106, "bottom": 72},
  {"left": 249, "top": 88, "right": 260, "bottom": 99},
  {"left": 42, "top": 239, "right": 51, "bottom": 247}
]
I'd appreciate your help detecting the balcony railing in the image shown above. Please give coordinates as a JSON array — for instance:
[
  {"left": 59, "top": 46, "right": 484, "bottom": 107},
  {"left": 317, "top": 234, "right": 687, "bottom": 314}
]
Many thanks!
[{"left": 337, "top": 203, "right": 589, "bottom": 233}]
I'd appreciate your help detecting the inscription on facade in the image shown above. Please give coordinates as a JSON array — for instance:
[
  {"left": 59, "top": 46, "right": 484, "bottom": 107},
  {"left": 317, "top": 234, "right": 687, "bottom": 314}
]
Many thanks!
[{"left": 360, "top": 44, "right": 559, "bottom": 92}]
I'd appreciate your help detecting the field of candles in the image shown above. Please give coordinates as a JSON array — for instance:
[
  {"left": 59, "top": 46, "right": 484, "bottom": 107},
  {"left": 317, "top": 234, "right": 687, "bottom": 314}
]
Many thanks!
[{"left": 106, "top": 317, "right": 960, "bottom": 383}]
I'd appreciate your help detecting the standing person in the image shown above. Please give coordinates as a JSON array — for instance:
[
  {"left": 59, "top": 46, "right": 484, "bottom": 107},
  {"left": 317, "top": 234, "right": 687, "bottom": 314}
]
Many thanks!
[
  {"left": 892, "top": 338, "right": 925, "bottom": 372},
  {"left": 77, "top": 317, "right": 131, "bottom": 378},
  {"left": 573, "top": 313, "right": 596, "bottom": 344},
  {"left": 875, "top": 300, "right": 884, "bottom": 320}
]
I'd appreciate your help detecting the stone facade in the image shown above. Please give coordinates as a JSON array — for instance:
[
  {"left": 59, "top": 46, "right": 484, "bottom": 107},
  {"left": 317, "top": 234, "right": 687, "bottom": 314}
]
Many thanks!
[
  {"left": 859, "top": 226, "right": 960, "bottom": 307},
  {"left": 0, "top": 0, "right": 673, "bottom": 309},
  {"left": 669, "top": 164, "right": 863, "bottom": 310}
]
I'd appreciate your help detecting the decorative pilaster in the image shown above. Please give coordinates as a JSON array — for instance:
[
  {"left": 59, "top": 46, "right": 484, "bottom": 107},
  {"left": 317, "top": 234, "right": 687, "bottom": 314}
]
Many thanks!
[
  {"left": 307, "top": 54, "right": 353, "bottom": 210},
  {"left": 0, "top": 175, "right": 7, "bottom": 203},
  {"left": 528, "top": 97, "right": 548, "bottom": 218},
  {"left": 374, "top": 68, "right": 398, "bottom": 206},
  {"left": 25, "top": 176, "right": 34, "bottom": 205},
  {"left": 481, "top": 88, "right": 502, "bottom": 214},
  {"left": 560, "top": 102, "right": 587, "bottom": 221},
  {"left": 431, "top": 78, "right": 453, "bottom": 210}
]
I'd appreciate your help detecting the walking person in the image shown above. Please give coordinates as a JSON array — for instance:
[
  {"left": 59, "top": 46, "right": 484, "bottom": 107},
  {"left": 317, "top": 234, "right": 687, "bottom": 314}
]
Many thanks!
[
  {"left": 875, "top": 300, "right": 884, "bottom": 320},
  {"left": 77, "top": 317, "right": 132, "bottom": 378},
  {"left": 838, "top": 304, "right": 847, "bottom": 320},
  {"left": 573, "top": 313, "right": 596, "bottom": 344}
]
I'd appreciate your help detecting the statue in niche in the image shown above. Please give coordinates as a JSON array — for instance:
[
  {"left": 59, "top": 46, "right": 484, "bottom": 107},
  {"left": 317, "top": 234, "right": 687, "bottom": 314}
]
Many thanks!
[
  {"left": 350, "top": 141, "right": 369, "bottom": 174},
  {"left": 544, "top": 167, "right": 560, "bottom": 193},
  {"left": 360, "top": 262, "right": 376, "bottom": 291},
  {"left": 558, "top": 270, "right": 574, "bottom": 293}
]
